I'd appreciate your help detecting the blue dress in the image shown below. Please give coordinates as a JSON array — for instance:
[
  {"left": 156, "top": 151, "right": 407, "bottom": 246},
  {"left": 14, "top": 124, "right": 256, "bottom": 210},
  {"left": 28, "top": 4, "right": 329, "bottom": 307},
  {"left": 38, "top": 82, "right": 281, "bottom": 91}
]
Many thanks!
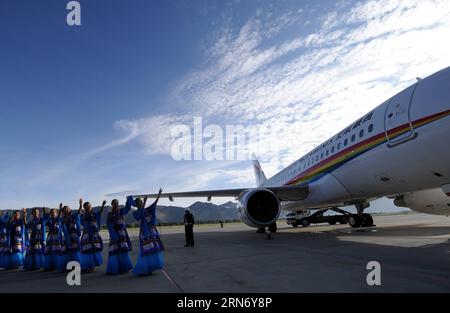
[
  {"left": 24, "top": 216, "right": 47, "bottom": 270},
  {"left": 0, "top": 213, "right": 10, "bottom": 268},
  {"left": 80, "top": 211, "right": 103, "bottom": 270},
  {"left": 6, "top": 219, "right": 25, "bottom": 269},
  {"left": 106, "top": 200, "right": 133, "bottom": 275},
  {"left": 44, "top": 215, "right": 63, "bottom": 271},
  {"left": 60, "top": 212, "right": 82, "bottom": 271},
  {"left": 132, "top": 197, "right": 164, "bottom": 276}
]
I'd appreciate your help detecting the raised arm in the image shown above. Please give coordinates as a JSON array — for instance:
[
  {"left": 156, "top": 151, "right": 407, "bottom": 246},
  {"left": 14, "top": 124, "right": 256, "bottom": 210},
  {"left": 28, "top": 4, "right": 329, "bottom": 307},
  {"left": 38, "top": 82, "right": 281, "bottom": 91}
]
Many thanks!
[
  {"left": 22, "top": 208, "right": 28, "bottom": 225},
  {"left": 148, "top": 188, "right": 163, "bottom": 216},
  {"left": 156, "top": 188, "right": 163, "bottom": 203},
  {"left": 151, "top": 188, "right": 163, "bottom": 207},
  {"left": 125, "top": 196, "right": 135, "bottom": 211},
  {"left": 58, "top": 203, "right": 63, "bottom": 217},
  {"left": 100, "top": 200, "right": 106, "bottom": 214},
  {"left": 78, "top": 198, "right": 83, "bottom": 214},
  {"left": 143, "top": 195, "right": 148, "bottom": 208}
]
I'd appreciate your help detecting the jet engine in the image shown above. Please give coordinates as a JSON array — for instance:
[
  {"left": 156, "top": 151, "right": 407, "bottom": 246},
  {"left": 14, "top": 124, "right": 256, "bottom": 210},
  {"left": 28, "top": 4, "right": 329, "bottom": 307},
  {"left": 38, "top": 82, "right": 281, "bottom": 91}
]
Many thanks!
[
  {"left": 238, "top": 188, "right": 281, "bottom": 227},
  {"left": 394, "top": 188, "right": 450, "bottom": 216}
]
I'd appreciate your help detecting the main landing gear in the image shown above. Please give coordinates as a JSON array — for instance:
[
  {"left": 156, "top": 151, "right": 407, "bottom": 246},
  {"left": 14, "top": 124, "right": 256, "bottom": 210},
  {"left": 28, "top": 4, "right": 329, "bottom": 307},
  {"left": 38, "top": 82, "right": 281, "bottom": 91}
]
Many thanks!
[
  {"left": 348, "top": 213, "right": 374, "bottom": 228},
  {"left": 348, "top": 202, "right": 374, "bottom": 228}
]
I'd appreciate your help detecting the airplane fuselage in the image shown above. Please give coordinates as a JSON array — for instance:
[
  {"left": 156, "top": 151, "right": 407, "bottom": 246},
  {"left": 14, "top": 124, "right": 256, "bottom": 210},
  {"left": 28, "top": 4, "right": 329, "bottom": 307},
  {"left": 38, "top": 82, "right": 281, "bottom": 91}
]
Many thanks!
[{"left": 262, "top": 67, "right": 450, "bottom": 214}]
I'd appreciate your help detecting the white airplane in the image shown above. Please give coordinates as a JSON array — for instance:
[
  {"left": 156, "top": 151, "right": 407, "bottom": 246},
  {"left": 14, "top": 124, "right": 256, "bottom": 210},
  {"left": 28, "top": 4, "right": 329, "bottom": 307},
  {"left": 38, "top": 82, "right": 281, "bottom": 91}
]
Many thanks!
[{"left": 134, "top": 67, "right": 450, "bottom": 231}]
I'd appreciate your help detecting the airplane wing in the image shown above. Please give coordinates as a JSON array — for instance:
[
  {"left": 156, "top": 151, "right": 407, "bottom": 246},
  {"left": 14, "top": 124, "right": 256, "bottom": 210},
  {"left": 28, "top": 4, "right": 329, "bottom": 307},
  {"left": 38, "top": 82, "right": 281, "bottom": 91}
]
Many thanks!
[{"left": 131, "top": 184, "right": 309, "bottom": 202}]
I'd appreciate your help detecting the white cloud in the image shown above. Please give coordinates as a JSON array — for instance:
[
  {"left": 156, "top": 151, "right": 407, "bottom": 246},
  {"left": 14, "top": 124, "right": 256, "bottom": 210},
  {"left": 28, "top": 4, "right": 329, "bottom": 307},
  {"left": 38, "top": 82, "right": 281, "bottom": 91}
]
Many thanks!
[
  {"left": 25, "top": 0, "right": 450, "bottom": 197},
  {"left": 114, "top": 114, "right": 183, "bottom": 156},
  {"left": 154, "top": 0, "right": 450, "bottom": 179}
]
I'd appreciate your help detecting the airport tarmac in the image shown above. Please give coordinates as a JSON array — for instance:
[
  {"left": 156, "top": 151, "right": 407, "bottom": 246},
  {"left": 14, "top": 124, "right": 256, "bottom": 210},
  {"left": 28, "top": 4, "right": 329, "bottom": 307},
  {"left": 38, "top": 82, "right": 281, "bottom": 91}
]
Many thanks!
[{"left": 1, "top": 212, "right": 450, "bottom": 292}]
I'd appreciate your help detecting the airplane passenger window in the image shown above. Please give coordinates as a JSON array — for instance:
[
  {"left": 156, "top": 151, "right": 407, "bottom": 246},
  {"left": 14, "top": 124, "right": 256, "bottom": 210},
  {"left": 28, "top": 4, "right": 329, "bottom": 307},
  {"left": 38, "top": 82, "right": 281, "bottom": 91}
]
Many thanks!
[
  {"left": 368, "top": 124, "right": 374, "bottom": 133},
  {"left": 359, "top": 129, "right": 364, "bottom": 138},
  {"left": 351, "top": 134, "right": 356, "bottom": 142}
]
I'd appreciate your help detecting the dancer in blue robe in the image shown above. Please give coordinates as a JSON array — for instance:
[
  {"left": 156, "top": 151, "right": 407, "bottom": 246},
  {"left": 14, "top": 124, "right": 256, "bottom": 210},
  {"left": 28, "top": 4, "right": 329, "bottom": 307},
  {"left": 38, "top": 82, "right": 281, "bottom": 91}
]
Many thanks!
[
  {"left": 106, "top": 198, "right": 133, "bottom": 275},
  {"left": 43, "top": 207, "right": 63, "bottom": 271},
  {"left": 0, "top": 211, "right": 10, "bottom": 269},
  {"left": 60, "top": 200, "right": 83, "bottom": 271},
  {"left": 80, "top": 200, "right": 104, "bottom": 273},
  {"left": 131, "top": 188, "right": 165, "bottom": 276},
  {"left": 24, "top": 208, "right": 47, "bottom": 271},
  {"left": 6, "top": 209, "right": 26, "bottom": 269}
]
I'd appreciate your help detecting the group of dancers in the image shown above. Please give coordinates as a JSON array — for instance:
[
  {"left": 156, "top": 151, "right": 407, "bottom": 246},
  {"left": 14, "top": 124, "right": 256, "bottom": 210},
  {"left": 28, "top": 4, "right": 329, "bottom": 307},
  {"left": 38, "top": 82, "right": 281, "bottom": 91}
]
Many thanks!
[{"left": 0, "top": 188, "right": 165, "bottom": 276}]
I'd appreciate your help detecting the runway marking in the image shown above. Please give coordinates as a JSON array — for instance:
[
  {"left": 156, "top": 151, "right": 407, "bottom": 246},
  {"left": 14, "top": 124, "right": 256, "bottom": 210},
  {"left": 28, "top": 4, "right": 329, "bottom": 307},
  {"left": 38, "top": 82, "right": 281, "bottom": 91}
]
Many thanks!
[
  {"left": 162, "top": 268, "right": 185, "bottom": 293},
  {"left": 332, "top": 228, "right": 379, "bottom": 234}
]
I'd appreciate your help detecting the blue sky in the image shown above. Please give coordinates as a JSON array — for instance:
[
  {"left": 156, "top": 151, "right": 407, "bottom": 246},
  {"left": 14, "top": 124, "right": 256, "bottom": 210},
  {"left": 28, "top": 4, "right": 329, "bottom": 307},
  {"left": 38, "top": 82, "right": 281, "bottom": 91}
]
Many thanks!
[{"left": 1, "top": 0, "right": 449, "bottom": 210}]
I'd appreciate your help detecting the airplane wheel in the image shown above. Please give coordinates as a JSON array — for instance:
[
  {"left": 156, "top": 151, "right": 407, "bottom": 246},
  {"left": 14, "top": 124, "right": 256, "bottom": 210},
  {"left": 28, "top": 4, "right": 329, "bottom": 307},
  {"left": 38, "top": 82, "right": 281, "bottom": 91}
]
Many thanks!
[
  {"left": 361, "top": 214, "right": 374, "bottom": 227},
  {"left": 301, "top": 219, "right": 310, "bottom": 227},
  {"left": 366, "top": 214, "right": 374, "bottom": 226},
  {"left": 348, "top": 215, "right": 361, "bottom": 228}
]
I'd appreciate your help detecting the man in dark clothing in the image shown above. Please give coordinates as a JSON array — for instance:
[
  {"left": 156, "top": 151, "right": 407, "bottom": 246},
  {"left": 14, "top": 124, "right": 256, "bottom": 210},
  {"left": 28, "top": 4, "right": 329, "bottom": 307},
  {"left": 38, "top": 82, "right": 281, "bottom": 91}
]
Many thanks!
[{"left": 184, "top": 209, "right": 195, "bottom": 247}]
